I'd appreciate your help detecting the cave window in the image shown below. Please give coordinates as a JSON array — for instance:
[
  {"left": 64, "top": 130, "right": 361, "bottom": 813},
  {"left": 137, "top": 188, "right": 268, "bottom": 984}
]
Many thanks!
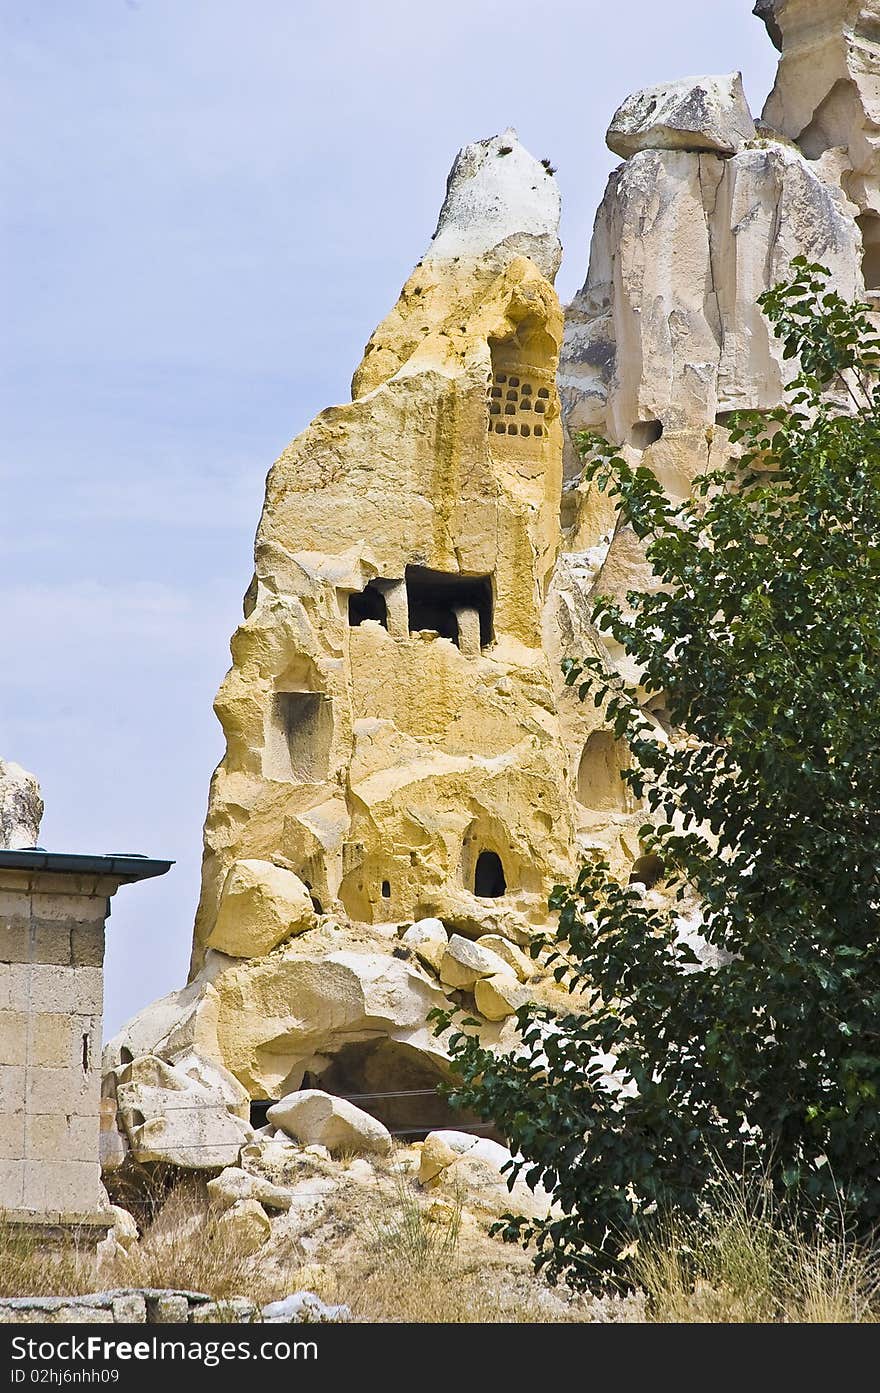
[
  {"left": 381, "top": 880, "right": 391, "bottom": 899},
  {"left": 349, "top": 580, "right": 388, "bottom": 629},
  {"left": 269, "top": 691, "right": 332, "bottom": 782},
  {"left": 474, "top": 850, "right": 506, "bottom": 898},
  {"left": 577, "top": 730, "right": 628, "bottom": 811},
  {"left": 630, "top": 854, "right": 664, "bottom": 890},
  {"left": 857, "top": 213, "right": 880, "bottom": 291},
  {"left": 405, "top": 566, "right": 493, "bottom": 650},
  {"left": 630, "top": 420, "right": 663, "bottom": 449}
]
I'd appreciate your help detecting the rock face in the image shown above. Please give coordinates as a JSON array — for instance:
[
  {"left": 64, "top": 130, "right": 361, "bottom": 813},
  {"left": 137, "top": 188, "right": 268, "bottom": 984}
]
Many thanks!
[
  {"left": 105, "top": 125, "right": 628, "bottom": 1124},
  {"left": 758, "top": 0, "right": 880, "bottom": 223},
  {"left": 107, "top": 5, "right": 878, "bottom": 1162},
  {"left": 0, "top": 759, "right": 43, "bottom": 849},
  {"left": 558, "top": 54, "right": 863, "bottom": 662},
  {"left": 607, "top": 73, "right": 755, "bottom": 158}
]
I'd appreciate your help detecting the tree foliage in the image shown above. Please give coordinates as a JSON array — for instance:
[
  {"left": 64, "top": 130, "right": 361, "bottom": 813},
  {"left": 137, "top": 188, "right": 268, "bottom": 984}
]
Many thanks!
[{"left": 433, "top": 262, "right": 880, "bottom": 1287}]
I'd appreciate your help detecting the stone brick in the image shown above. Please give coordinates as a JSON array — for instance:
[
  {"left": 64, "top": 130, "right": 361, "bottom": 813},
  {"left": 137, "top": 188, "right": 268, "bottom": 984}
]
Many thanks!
[
  {"left": 0, "top": 921, "right": 31, "bottom": 964},
  {"left": 53, "top": 1307, "right": 113, "bottom": 1324},
  {"left": 0, "top": 1111, "right": 25, "bottom": 1161},
  {"left": 26, "top": 1114, "right": 71, "bottom": 1158},
  {"left": 31, "top": 921, "right": 72, "bottom": 966},
  {"left": 0, "top": 889, "right": 30, "bottom": 919},
  {"left": 25, "top": 1113, "right": 98, "bottom": 1163},
  {"left": 0, "top": 964, "right": 30, "bottom": 1011},
  {"left": 30, "top": 892, "right": 107, "bottom": 925},
  {"left": 65, "top": 1113, "right": 100, "bottom": 1161},
  {"left": 30, "top": 1013, "right": 75, "bottom": 1068},
  {"left": 21, "top": 1159, "right": 103, "bottom": 1214},
  {"left": 0, "top": 1160, "right": 25, "bottom": 1208},
  {"left": 112, "top": 1293, "right": 147, "bottom": 1322},
  {"left": 0, "top": 1064, "right": 25, "bottom": 1113},
  {"left": 71, "top": 922, "right": 105, "bottom": 968},
  {"left": 25, "top": 1066, "right": 98, "bottom": 1118},
  {"left": 147, "top": 1294, "right": 190, "bottom": 1323},
  {"left": 29, "top": 965, "right": 102, "bottom": 1014},
  {"left": 0, "top": 1010, "right": 27, "bottom": 1066}
]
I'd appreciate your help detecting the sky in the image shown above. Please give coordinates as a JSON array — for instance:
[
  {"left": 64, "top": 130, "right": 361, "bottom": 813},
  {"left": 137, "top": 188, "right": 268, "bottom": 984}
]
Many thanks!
[{"left": 0, "top": 1, "right": 780, "bottom": 1034}]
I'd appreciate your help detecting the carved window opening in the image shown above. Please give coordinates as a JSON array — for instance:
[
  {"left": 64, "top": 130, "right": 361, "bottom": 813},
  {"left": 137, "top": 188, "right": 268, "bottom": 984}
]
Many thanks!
[
  {"left": 381, "top": 879, "right": 391, "bottom": 899},
  {"left": 405, "top": 566, "right": 493, "bottom": 651},
  {"left": 577, "top": 730, "right": 629, "bottom": 811},
  {"left": 630, "top": 419, "right": 663, "bottom": 449},
  {"left": 349, "top": 580, "right": 388, "bottom": 629},
  {"left": 268, "top": 691, "right": 332, "bottom": 782},
  {"left": 474, "top": 849, "right": 506, "bottom": 898},
  {"left": 629, "top": 853, "right": 664, "bottom": 889},
  {"left": 857, "top": 213, "right": 880, "bottom": 291}
]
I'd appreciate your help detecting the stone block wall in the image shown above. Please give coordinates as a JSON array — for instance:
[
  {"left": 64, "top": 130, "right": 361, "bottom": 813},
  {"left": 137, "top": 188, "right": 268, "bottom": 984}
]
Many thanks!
[{"left": 0, "top": 869, "right": 113, "bottom": 1224}]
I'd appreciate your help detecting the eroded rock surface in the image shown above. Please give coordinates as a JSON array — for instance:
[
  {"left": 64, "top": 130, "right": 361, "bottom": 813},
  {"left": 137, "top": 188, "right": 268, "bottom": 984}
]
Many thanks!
[{"left": 0, "top": 758, "right": 43, "bottom": 849}]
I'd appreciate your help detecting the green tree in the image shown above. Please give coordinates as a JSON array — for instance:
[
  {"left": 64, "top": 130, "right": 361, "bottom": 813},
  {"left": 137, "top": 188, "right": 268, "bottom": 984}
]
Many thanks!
[{"left": 433, "top": 262, "right": 880, "bottom": 1287}]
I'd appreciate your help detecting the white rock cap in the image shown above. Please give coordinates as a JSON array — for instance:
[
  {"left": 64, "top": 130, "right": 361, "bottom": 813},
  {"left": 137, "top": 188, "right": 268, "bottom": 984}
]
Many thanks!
[
  {"left": 0, "top": 758, "right": 43, "bottom": 849},
  {"left": 607, "top": 73, "right": 756, "bottom": 159},
  {"left": 425, "top": 127, "right": 562, "bottom": 281}
]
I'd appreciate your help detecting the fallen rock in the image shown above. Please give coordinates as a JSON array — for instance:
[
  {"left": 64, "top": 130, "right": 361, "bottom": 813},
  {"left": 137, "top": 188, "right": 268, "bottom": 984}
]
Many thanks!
[
  {"left": 476, "top": 935, "right": 534, "bottom": 982},
  {"left": 401, "top": 917, "right": 449, "bottom": 972},
  {"left": 475, "top": 973, "right": 532, "bottom": 1021},
  {"left": 607, "top": 72, "right": 755, "bottom": 158},
  {"left": 99, "top": 1098, "right": 128, "bottom": 1173},
  {"left": 261, "top": 1292, "right": 351, "bottom": 1324},
  {"left": 439, "top": 934, "right": 511, "bottom": 990},
  {"left": 206, "top": 859, "right": 316, "bottom": 959},
  {"left": 427, "top": 1130, "right": 512, "bottom": 1169},
  {"left": 418, "top": 1132, "right": 459, "bottom": 1185},
  {"left": 216, "top": 1198, "right": 271, "bottom": 1254},
  {"left": 206, "top": 1166, "right": 293, "bottom": 1214},
  {"left": 108, "top": 1205, "right": 139, "bottom": 1250},
  {"left": 113, "top": 1054, "right": 253, "bottom": 1169},
  {"left": 0, "top": 758, "right": 43, "bottom": 849},
  {"left": 267, "top": 1089, "right": 392, "bottom": 1156}
]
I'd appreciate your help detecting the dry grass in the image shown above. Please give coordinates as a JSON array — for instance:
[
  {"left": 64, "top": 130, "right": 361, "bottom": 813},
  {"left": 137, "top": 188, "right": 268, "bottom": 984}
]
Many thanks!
[
  {"left": 6, "top": 1164, "right": 877, "bottom": 1322},
  {"left": 631, "top": 1175, "right": 880, "bottom": 1323},
  {"left": 110, "top": 1178, "right": 287, "bottom": 1305},
  {"left": 0, "top": 1222, "right": 99, "bottom": 1299}
]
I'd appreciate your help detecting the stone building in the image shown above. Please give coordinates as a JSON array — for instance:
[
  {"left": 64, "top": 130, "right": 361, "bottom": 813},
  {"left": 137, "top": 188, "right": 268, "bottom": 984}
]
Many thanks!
[{"left": 0, "top": 762, "right": 170, "bottom": 1234}]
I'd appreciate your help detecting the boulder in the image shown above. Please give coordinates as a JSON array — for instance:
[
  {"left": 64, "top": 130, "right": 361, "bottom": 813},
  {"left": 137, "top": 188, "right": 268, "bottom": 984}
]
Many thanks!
[
  {"left": 400, "top": 917, "right": 448, "bottom": 972},
  {"left": 206, "top": 859, "right": 316, "bottom": 958},
  {"left": 418, "top": 1133, "right": 459, "bottom": 1185},
  {"left": 474, "top": 973, "right": 532, "bottom": 1021},
  {"left": 261, "top": 1292, "right": 351, "bottom": 1324},
  {"left": 206, "top": 1165, "right": 294, "bottom": 1214},
  {"left": 99, "top": 1098, "right": 128, "bottom": 1173},
  {"left": 113, "top": 1054, "right": 253, "bottom": 1169},
  {"left": 0, "top": 758, "right": 43, "bottom": 849},
  {"left": 108, "top": 1205, "right": 138, "bottom": 1250},
  {"left": 216, "top": 1198, "right": 271, "bottom": 1254},
  {"left": 267, "top": 1089, "right": 392, "bottom": 1156},
  {"left": 210, "top": 944, "right": 449, "bottom": 1099},
  {"left": 475, "top": 935, "right": 533, "bottom": 982},
  {"left": 607, "top": 73, "right": 755, "bottom": 159},
  {"left": 439, "top": 934, "right": 511, "bottom": 989}
]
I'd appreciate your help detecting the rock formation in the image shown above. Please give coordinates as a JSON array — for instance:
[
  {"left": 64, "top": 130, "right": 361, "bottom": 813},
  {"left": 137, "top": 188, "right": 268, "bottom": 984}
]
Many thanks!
[
  {"left": 0, "top": 758, "right": 43, "bottom": 850},
  {"left": 105, "top": 3, "right": 875, "bottom": 1174}
]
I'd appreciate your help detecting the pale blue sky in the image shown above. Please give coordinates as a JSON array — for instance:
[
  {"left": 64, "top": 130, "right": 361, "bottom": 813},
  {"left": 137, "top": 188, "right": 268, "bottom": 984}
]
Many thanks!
[{"left": 0, "top": 1, "right": 779, "bottom": 1033}]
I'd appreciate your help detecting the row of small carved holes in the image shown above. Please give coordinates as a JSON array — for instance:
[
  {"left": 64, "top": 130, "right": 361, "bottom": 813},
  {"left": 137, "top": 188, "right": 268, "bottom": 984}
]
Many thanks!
[{"left": 488, "top": 374, "right": 549, "bottom": 437}]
